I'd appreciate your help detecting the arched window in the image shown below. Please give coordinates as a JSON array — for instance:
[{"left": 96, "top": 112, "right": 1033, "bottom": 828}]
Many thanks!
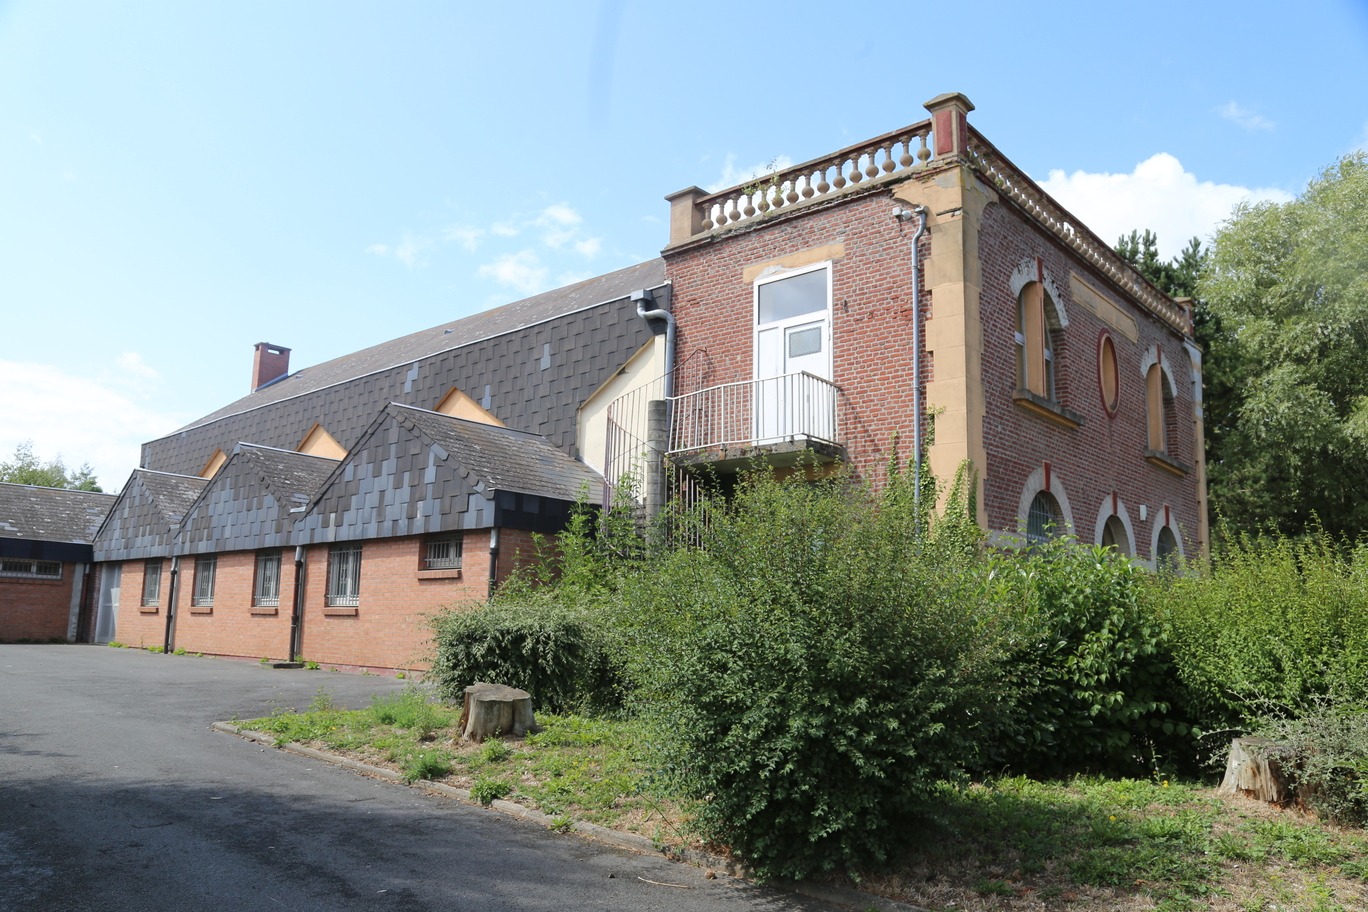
[
  {"left": 1026, "top": 490, "right": 1064, "bottom": 544},
  {"left": 1100, "top": 515, "right": 1131, "bottom": 555},
  {"left": 1146, "top": 362, "right": 1176, "bottom": 454},
  {"left": 1155, "top": 526, "right": 1180, "bottom": 571},
  {"left": 1016, "top": 282, "right": 1057, "bottom": 401}
]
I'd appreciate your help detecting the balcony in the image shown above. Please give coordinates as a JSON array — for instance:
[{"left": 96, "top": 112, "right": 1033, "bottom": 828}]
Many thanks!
[{"left": 668, "top": 372, "right": 844, "bottom": 470}]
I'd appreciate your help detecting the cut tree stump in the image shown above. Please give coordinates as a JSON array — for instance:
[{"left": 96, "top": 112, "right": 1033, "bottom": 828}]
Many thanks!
[
  {"left": 1218, "top": 737, "right": 1297, "bottom": 805},
  {"left": 459, "top": 682, "right": 540, "bottom": 742}
]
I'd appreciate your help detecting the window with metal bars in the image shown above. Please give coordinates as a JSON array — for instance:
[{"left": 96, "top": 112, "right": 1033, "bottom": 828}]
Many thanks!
[
  {"left": 192, "top": 555, "right": 217, "bottom": 607},
  {"left": 1025, "top": 491, "right": 1063, "bottom": 545},
  {"left": 253, "top": 551, "right": 281, "bottom": 607},
  {"left": 422, "top": 534, "right": 462, "bottom": 570},
  {"left": 326, "top": 544, "right": 362, "bottom": 607},
  {"left": 0, "top": 558, "right": 62, "bottom": 579},
  {"left": 141, "top": 560, "right": 162, "bottom": 606}
]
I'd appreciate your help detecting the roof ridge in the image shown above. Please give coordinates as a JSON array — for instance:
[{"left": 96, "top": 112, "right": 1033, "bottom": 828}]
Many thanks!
[
  {"left": 232, "top": 441, "right": 341, "bottom": 462},
  {"left": 156, "top": 264, "right": 668, "bottom": 440},
  {"left": 388, "top": 402, "right": 553, "bottom": 441}
]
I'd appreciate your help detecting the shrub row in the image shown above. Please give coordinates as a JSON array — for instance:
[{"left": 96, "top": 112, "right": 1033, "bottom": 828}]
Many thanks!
[{"left": 429, "top": 473, "right": 1368, "bottom": 877}]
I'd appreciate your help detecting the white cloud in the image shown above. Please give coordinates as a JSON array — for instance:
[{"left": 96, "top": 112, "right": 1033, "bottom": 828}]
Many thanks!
[
  {"left": 364, "top": 232, "right": 430, "bottom": 267},
  {"left": 0, "top": 359, "right": 192, "bottom": 492},
  {"left": 1218, "top": 101, "right": 1275, "bottom": 133},
  {"left": 477, "top": 250, "right": 548, "bottom": 295},
  {"left": 442, "top": 225, "right": 484, "bottom": 251},
  {"left": 1037, "top": 153, "right": 1294, "bottom": 259},
  {"left": 490, "top": 221, "right": 519, "bottom": 238},
  {"left": 115, "top": 351, "right": 159, "bottom": 381},
  {"left": 574, "top": 237, "right": 602, "bottom": 258},
  {"left": 705, "top": 154, "right": 795, "bottom": 192},
  {"left": 393, "top": 233, "right": 426, "bottom": 268},
  {"left": 534, "top": 204, "right": 584, "bottom": 249}
]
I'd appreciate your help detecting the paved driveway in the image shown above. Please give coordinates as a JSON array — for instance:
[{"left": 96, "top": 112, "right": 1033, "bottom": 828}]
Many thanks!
[{"left": 0, "top": 645, "right": 832, "bottom": 912}]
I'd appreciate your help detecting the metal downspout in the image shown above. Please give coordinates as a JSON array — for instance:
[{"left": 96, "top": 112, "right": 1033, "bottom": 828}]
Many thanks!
[
  {"left": 634, "top": 289, "right": 677, "bottom": 401},
  {"left": 635, "top": 287, "right": 678, "bottom": 527},
  {"left": 288, "top": 545, "right": 306, "bottom": 661},
  {"left": 907, "top": 206, "right": 930, "bottom": 510},
  {"left": 162, "top": 556, "right": 179, "bottom": 654},
  {"left": 487, "top": 527, "right": 500, "bottom": 600}
]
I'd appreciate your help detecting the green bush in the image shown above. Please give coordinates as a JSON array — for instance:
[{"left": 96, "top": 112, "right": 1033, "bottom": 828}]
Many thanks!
[
  {"left": 430, "top": 597, "right": 621, "bottom": 714},
  {"left": 1255, "top": 702, "right": 1368, "bottom": 827},
  {"left": 991, "top": 538, "right": 1189, "bottom": 776},
  {"left": 1156, "top": 532, "right": 1368, "bottom": 732},
  {"left": 634, "top": 465, "right": 1018, "bottom": 880}
]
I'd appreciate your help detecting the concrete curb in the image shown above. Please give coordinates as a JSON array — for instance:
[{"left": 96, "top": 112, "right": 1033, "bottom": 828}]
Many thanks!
[{"left": 212, "top": 721, "right": 924, "bottom": 912}]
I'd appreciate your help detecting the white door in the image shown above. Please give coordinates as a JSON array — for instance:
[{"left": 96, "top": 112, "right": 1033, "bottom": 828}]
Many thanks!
[
  {"left": 755, "top": 266, "right": 832, "bottom": 443},
  {"left": 94, "top": 564, "right": 120, "bottom": 644}
]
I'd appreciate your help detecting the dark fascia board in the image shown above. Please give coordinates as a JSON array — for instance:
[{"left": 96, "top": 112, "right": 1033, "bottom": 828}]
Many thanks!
[{"left": 0, "top": 539, "right": 93, "bottom": 564}]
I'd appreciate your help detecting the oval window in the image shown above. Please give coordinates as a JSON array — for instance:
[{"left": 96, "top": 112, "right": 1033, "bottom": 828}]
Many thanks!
[{"left": 1098, "top": 333, "right": 1119, "bottom": 415}]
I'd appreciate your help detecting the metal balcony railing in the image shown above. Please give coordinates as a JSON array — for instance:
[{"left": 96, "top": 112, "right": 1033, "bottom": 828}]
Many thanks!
[{"left": 668, "top": 372, "right": 840, "bottom": 455}]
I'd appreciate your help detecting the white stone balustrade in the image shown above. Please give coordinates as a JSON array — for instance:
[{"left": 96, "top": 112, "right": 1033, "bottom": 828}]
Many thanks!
[{"left": 668, "top": 122, "right": 934, "bottom": 244}]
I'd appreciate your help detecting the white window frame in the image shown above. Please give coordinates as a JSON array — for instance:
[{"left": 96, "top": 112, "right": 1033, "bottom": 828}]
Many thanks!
[
  {"left": 253, "top": 551, "right": 282, "bottom": 608},
  {"left": 192, "top": 555, "right": 217, "bottom": 607},
  {"left": 752, "top": 262, "right": 833, "bottom": 377},
  {"left": 326, "top": 544, "right": 362, "bottom": 607},
  {"left": 0, "top": 558, "right": 62, "bottom": 580},
  {"left": 141, "top": 560, "right": 162, "bottom": 607},
  {"left": 423, "top": 534, "right": 462, "bottom": 570}
]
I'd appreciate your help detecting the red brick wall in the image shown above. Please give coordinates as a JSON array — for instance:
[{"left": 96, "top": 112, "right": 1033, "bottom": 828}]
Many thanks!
[
  {"left": 0, "top": 565, "right": 79, "bottom": 641},
  {"left": 664, "top": 182, "right": 1201, "bottom": 561},
  {"left": 666, "top": 190, "right": 926, "bottom": 488},
  {"left": 114, "top": 559, "right": 164, "bottom": 649},
  {"left": 976, "top": 201, "right": 1200, "bottom": 560},
  {"left": 172, "top": 552, "right": 294, "bottom": 661},
  {"left": 297, "top": 530, "right": 491, "bottom": 672}
]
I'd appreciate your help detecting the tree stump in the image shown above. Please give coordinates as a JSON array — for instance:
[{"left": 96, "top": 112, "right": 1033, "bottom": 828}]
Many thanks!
[
  {"left": 459, "top": 682, "right": 540, "bottom": 742},
  {"left": 1218, "top": 737, "right": 1297, "bottom": 805}
]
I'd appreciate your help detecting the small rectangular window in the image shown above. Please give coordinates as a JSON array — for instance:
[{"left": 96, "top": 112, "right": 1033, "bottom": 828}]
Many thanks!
[
  {"left": 326, "top": 544, "right": 362, "bottom": 607},
  {"left": 141, "top": 560, "right": 162, "bottom": 606},
  {"left": 253, "top": 551, "right": 281, "bottom": 607},
  {"left": 423, "top": 534, "right": 462, "bottom": 570},
  {"left": 757, "top": 268, "right": 827, "bottom": 325},
  {"left": 192, "top": 555, "right": 217, "bottom": 607},
  {"left": 0, "top": 559, "right": 62, "bottom": 579}
]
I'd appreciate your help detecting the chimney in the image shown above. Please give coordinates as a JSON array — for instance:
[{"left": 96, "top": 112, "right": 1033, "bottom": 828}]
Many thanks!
[{"left": 251, "top": 343, "right": 291, "bottom": 391}]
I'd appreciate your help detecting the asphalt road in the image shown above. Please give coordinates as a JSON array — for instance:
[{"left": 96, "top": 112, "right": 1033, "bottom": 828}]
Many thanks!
[{"left": 0, "top": 645, "right": 833, "bottom": 912}]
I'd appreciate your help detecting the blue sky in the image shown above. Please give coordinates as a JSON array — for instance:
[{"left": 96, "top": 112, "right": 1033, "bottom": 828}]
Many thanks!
[{"left": 3, "top": 0, "right": 1366, "bottom": 490}]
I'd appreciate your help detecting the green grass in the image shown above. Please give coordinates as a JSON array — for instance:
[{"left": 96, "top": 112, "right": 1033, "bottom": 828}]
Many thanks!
[{"left": 237, "top": 698, "right": 1368, "bottom": 910}]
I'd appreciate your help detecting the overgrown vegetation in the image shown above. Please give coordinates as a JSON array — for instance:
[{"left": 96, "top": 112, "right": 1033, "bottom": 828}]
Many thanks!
[
  {"left": 416, "top": 462, "right": 1368, "bottom": 883},
  {"left": 242, "top": 694, "right": 1368, "bottom": 910}
]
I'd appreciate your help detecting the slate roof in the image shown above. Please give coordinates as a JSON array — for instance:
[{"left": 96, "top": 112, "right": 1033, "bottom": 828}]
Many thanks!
[
  {"left": 394, "top": 404, "right": 603, "bottom": 505},
  {"left": 294, "top": 403, "right": 604, "bottom": 544},
  {"left": 139, "top": 260, "right": 666, "bottom": 478},
  {"left": 92, "top": 470, "right": 210, "bottom": 562},
  {"left": 0, "top": 483, "right": 116, "bottom": 545},
  {"left": 177, "top": 445, "right": 338, "bottom": 554}
]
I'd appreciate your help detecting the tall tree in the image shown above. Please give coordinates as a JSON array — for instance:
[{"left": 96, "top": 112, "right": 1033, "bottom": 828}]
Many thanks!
[
  {"left": 0, "top": 441, "right": 103, "bottom": 492},
  {"left": 1115, "top": 231, "right": 1248, "bottom": 541},
  {"left": 1197, "top": 152, "right": 1368, "bottom": 538}
]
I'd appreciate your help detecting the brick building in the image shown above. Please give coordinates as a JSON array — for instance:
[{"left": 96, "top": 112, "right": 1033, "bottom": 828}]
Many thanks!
[
  {"left": 82, "top": 91, "right": 1205, "bottom": 671},
  {"left": 91, "top": 264, "right": 665, "bottom": 669},
  {"left": 653, "top": 93, "right": 1205, "bottom": 564},
  {"left": 0, "top": 483, "right": 115, "bottom": 642}
]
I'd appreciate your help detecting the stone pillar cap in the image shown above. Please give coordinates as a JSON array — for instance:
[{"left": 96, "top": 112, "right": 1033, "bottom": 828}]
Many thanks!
[{"left": 923, "top": 92, "right": 975, "bottom": 114}]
